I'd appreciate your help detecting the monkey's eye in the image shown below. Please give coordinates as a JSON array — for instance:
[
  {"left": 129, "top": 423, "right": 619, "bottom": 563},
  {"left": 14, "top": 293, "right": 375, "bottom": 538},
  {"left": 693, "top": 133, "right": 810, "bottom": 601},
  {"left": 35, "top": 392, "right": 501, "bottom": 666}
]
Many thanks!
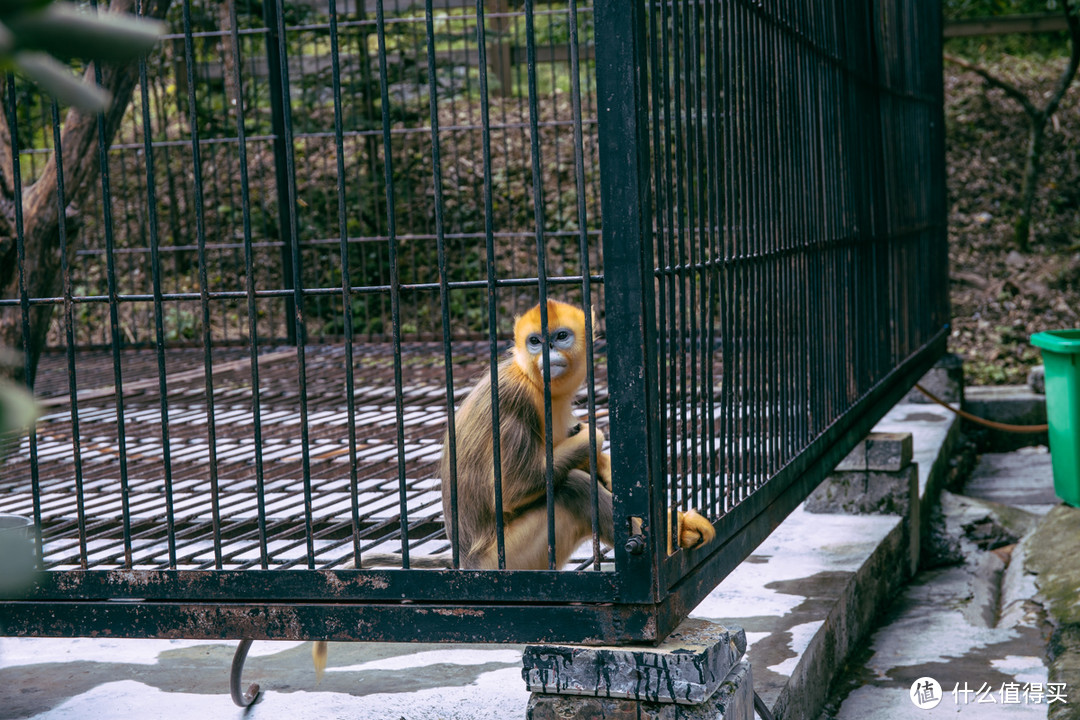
[
  {"left": 556, "top": 330, "right": 569, "bottom": 342},
  {"left": 527, "top": 334, "right": 542, "bottom": 347}
]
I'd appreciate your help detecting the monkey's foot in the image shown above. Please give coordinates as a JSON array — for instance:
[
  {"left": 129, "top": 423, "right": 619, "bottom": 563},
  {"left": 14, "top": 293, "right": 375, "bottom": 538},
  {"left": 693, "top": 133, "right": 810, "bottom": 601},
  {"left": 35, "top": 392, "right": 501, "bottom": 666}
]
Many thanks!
[{"left": 677, "top": 509, "right": 716, "bottom": 549}]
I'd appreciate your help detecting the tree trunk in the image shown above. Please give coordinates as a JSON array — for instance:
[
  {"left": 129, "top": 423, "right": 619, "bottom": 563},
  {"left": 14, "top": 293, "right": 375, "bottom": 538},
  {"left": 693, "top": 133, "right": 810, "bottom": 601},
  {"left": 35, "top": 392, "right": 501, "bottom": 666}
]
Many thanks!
[
  {"left": 1014, "top": 116, "right": 1048, "bottom": 252},
  {"left": 0, "top": 0, "right": 173, "bottom": 386},
  {"left": 218, "top": 2, "right": 241, "bottom": 125}
]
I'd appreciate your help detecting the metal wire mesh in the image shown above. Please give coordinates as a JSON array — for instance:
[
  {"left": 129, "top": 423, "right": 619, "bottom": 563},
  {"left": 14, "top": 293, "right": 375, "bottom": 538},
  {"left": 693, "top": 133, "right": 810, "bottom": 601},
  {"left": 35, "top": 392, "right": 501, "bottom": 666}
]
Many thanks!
[
  {"left": 0, "top": 0, "right": 606, "bottom": 576},
  {"left": 0, "top": 0, "right": 948, "bottom": 644},
  {"left": 632, "top": 0, "right": 949, "bottom": 560},
  {"left": 4, "top": 0, "right": 602, "bottom": 349},
  {"left": 2, "top": 343, "right": 610, "bottom": 570}
]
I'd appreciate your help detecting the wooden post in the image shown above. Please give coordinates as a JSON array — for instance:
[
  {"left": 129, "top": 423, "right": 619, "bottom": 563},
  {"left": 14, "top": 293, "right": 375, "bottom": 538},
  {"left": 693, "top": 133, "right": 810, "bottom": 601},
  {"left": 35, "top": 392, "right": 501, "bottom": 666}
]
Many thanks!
[{"left": 490, "top": 0, "right": 514, "bottom": 97}]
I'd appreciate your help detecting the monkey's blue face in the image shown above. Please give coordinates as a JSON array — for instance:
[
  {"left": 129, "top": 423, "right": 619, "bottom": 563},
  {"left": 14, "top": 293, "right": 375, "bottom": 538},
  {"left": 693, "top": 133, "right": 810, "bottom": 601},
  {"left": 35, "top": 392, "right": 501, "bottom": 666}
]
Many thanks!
[{"left": 526, "top": 328, "right": 576, "bottom": 379}]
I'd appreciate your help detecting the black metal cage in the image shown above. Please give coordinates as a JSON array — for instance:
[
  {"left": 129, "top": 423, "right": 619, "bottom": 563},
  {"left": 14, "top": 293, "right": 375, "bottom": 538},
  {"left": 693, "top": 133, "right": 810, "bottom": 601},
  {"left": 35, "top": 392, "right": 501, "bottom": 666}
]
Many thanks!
[{"left": 0, "top": 0, "right": 947, "bottom": 646}]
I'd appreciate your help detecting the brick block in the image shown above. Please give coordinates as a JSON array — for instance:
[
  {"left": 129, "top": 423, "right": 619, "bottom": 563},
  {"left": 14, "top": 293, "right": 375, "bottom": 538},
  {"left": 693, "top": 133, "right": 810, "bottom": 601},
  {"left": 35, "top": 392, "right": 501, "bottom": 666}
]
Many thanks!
[
  {"left": 522, "top": 618, "right": 745, "bottom": 705},
  {"left": 834, "top": 432, "right": 913, "bottom": 473},
  {"left": 527, "top": 660, "right": 753, "bottom": 720},
  {"left": 905, "top": 354, "right": 964, "bottom": 404},
  {"left": 805, "top": 464, "right": 917, "bottom": 517}
]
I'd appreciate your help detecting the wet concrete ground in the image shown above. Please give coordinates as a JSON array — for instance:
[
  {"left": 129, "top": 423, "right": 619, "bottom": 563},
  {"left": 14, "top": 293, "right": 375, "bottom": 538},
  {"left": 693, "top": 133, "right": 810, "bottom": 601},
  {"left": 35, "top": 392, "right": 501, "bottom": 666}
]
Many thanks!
[
  {"left": 0, "top": 638, "right": 531, "bottom": 720},
  {"left": 820, "top": 446, "right": 1060, "bottom": 719}
]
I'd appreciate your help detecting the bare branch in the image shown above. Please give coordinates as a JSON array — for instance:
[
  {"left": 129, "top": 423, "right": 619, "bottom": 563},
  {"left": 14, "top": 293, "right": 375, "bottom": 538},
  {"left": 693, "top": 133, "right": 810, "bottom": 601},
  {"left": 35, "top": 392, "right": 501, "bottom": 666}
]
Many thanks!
[
  {"left": 1043, "top": 0, "right": 1080, "bottom": 121},
  {"left": 943, "top": 52, "right": 1039, "bottom": 118}
]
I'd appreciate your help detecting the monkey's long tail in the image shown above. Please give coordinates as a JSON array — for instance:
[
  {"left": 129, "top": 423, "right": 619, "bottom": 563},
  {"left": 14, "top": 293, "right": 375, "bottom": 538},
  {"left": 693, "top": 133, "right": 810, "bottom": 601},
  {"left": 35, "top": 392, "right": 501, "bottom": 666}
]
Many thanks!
[
  {"left": 356, "top": 552, "right": 455, "bottom": 569},
  {"left": 312, "top": 641, "right": 328, "bottom": 683},
  {"left": 309, "top": 553, "right": 454, "bottom": 681}
]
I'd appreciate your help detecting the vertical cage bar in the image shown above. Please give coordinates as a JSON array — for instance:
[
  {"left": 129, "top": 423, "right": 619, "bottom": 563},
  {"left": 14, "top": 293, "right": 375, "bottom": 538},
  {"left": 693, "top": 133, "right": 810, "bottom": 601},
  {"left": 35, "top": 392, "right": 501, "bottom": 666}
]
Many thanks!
[
  {"left": 702, "top": 0, "right": 720, "bottom": 520},
  {"left": 373, "top": 0, "right": 412, "bottom": 568},
  {"left": 671, "top": 0, "right": 689, "bottom": 541},
  {"left": 754, "top": 1, "right": 766, "bottom": 487},
  {"left": 326, "top": 0, "right": 361, "bottom": 568},
  {"left": 567, "top": 0, "right": 604, "bottom": 569},
  {"left": 6, "top": 76, "right": 43, "bottom": 563},
  {"left": 731, "top": 0, "right": 746, "bottom": 494},
  {"left": 228, "top": 0, "right": 270, "bottom": 569},
  {"left": 137, "top": 49, "right": 178, "bottom": 569},
  {"left": 90, "top": 3, "right": 134, "bottom": 567},
  {"left": 424, "top": 0, "right": 461, "bottom": 568},
  {"left": 474, "top": 0, "right": 507, "bottom": 570},
  {"left": 929, "top": 1, "right": 950, "bottom": 329},
  {"left": 719, "top": 0, "right": 734, "bottom": 514},
  {"left": 49, "top": 100, "right": 89, "bottom": 569},
  {"left": 659, "top": 0, "right": 679, "bottom": 553},
  {"left": 522, "top": 0, "right": 559, "bottom": 571},
  {"left": 267, "top": 0, "right": 316, "bottom": 568},
  {"left": 646, "top": 0, "right": 667, "bottom": 547},
  {"left": 181, "top": 0, "right": 223, "bottom": 569},
  {"left": 687, "top": 0, "right": 703, "bottom": 516},
  {"left": 780, "top": 1, "right": 792, "bottom": 470},
  {"left": 264, "top": 0, "right": 297, "bottom": 345}
]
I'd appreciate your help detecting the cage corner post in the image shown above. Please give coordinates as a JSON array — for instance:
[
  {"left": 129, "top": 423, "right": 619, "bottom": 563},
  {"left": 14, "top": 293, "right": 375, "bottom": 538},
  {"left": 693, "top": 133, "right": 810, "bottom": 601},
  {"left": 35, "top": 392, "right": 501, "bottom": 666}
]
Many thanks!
[{"left": 592, "top": 0, "right": 661, "bottom": 606}]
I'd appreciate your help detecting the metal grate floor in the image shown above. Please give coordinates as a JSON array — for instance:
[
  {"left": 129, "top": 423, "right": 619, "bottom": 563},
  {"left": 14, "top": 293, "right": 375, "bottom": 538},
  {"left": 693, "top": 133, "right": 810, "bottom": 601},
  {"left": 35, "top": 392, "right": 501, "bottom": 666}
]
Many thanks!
[{"left": 0, "top": 343, "right": 611, "bottom": 571}]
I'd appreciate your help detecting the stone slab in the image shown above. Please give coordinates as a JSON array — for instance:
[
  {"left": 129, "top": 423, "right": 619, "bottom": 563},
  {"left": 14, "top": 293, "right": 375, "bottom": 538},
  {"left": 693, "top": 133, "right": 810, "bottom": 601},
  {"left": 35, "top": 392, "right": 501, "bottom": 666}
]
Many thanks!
[
  {"left": 965, "top": 447, "right": 1058, "bottom": 514},
  {"left": 697, "top": 396, "right": 960, "bottom": 720},
  {"left": 964, "top": 385, "right": 1048, "bottom": 451},
  {"left": 834, "top": 432, "right": 913, "bottom": 473},
  {"left": 870, "top": 401, "right": 959, "bottom": 547},
  {"left": 522, "top": 618, "right": 746, "bottom": 705},
  {"left": 805, "top": 462, "right": 920, "bottom": 573},
  {"left": 826, "top": 437, "right": 1055, "bottom": 720},
  {"left": 1027, "top": 503, "right": 1080, "bottom": 626},
  {"left": 1030, "top": 365, "right": 1046, "bottom": 394},
  {"left": 904, "top": 353, "right": 963, "bottom": 404},
  {"left": 527, "top": 659, "right": 753, "bottom": 720},
  {"left": 805, "top": 464, "right": 917, "bottom": 517}
]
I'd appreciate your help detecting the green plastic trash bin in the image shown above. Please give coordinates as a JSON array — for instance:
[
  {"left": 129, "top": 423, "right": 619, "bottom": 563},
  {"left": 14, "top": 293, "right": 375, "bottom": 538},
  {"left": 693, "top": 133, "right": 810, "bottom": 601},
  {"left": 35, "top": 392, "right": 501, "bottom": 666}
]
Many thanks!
[{"left": 1031, "top": 329, "right": 1080, "bottom": 507}]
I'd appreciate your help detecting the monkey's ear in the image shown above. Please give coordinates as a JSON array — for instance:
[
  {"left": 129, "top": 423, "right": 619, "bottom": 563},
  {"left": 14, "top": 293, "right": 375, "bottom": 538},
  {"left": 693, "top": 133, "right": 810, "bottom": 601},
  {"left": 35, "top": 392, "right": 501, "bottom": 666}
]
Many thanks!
[
  {"left": 544, "top": 297, "right": 561, "bottom": 321},
  {"left": 512, "top": 312, "right": 525, "bottom": 343}
]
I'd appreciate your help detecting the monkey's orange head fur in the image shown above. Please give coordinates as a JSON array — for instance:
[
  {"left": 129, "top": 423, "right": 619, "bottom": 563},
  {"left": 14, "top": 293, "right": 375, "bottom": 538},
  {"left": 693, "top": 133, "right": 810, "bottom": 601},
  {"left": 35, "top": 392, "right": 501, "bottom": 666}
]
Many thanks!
[{"left": 512, "top": 299, "right": 591, "bottom": 394}]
